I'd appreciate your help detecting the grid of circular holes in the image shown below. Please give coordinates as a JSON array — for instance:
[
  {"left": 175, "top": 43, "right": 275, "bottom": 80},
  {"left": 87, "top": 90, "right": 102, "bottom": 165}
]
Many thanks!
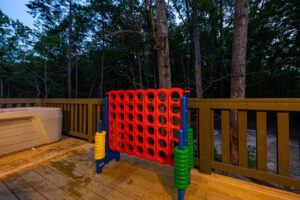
[
  {"left": 137, "top": 135, "right": 143, "bottom": 143},
  {"left": 159, "top": 139, "right": 167, "bottom": 148},
  {"left": 159, "top": 127, "right": 167, "bottom": 137},
  {"left": 112, "top": 94, "right": 116, "bottom": 100},
  {"left": 112, "top": 141, "right": 116, "bottom": 147},
  {"left": 112, "top": 113, "right": 116, "bottom": 119},
  {"left": 138, "top": 114, "right": 143, "bottom": 122},
  {"left": 171, "top": 92, "right": 180, "bottom": 102},
  {"left": 171, "top": 104, "right": 180, "bottom": 114},
  {"left": 119, "top": 132, "right": 124, "bottom": 139},
  {"left": 148, "top": 148, "right": 154, "bottom": 156},
  {"left": 119, "top": 142, "right": 124, "bottom": 149},
  {"left": 138, "top": 93, "right": 143, "bottom": 101},
  {"left": 120, "top": 103, "right": 124, "bottom": 110},
  {"left": 128, "top": 103, "right": 133, "bottom": 111},
  {"left": 172, "top": 129, "right": 179, "bottom": 138},
  {"left": 128, "top": 113, "right": 133, "bottom": 121},
  {"left": 159, "top": 104, "right": 166, "bottom": 113},
  {"left": 137, "top": 103, "right": 143, "bottom": 111},
  {"left": 119, "top": 113, "right": 124, "bottom": 120},
  {"left": 159, "top": 92, "right": 167, "bottom": 102},
  {"left": 137, "top": 146, "right": 143, "bottom": 153},
  {"left": 148, "top": 114, "right": 154, "bottom": 123},
  {"left": 148, "top": 126, "right": 154, "bottom": 135},
  {"left": 159, "top": 151, "right": 167, "bottom": 159},
  {"left": 171, "top": 116, "right": 180, "bottom": 126},
  {"left": 138, "top": 125, "right": 143, "bottom": 133},
  {"left": 148, "top": 93, "right": 154, "bottom": 101},
  {"left": 159, "top": 115, "right": 167, "bottom": 124},
  {"left": 112, "top": 104, "right": 116, "bottom": 110},
  {"left": 148, "top": 137, "right": 154, "bottom": 146},
  {"left": 128, "top": 133, "right": 133, "bottom": 141},
  {"left": 148, "top": 104, "right": 154, "bottom": 112}
]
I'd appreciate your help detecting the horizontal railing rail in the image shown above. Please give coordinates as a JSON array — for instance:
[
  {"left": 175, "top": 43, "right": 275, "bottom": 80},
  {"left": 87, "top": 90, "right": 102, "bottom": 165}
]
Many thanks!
[{"left": 0, "top": 98, "right": 299, "bottom": 189}]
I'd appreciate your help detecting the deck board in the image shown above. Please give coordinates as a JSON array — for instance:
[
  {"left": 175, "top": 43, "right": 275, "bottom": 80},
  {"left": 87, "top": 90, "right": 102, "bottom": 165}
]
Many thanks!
[
  {"left": 0, "top": 136, "right": 93, "bottom": 179},
  {"left": 0, "top": 180, "right": 18, "bottom": 200},
  {"left": 0, "top": 136, "right": 299, "bottom": 200},
  {"left": 3, "top": 175, "right": 48, "bottom": 200}
]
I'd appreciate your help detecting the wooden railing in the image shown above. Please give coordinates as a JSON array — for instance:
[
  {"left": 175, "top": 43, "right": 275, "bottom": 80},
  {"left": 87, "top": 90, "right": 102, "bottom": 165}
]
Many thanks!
[
  {"left": 189, "top": 98, "right": 300, "bottom": 190},
  {"left": 44, "top": 99, "right": 105, "bottom": 143},
  {"left": 0, "top": 98, "right": 299, "bottom": 189}
]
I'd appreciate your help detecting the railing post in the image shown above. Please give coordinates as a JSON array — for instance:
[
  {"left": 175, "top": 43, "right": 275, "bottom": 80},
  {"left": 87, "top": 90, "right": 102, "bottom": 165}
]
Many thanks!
[
  {"left": 198, "top": 102, "right": 211, "bottom": 174},
  {"left": 87, "top": 103, "right": 93, "bottom": 143}
]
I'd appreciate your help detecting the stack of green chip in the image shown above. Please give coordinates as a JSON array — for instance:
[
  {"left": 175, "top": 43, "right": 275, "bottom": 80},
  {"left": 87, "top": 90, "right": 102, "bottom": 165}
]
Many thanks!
[{"left": 174, "top": 146, "right": 189, "bottom": 190}]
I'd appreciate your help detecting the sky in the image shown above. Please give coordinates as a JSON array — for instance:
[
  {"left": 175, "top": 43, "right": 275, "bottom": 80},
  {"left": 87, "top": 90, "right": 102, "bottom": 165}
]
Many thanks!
[{"left": 0, "top": 0, "right": 34, "bottom": 28}]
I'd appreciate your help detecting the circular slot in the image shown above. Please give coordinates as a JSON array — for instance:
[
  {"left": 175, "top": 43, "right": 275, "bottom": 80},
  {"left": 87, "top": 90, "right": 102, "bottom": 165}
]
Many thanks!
[
  {"left": 159, "top": 139, "right": 167, "bottom": 148},
  {"left": 147, "top": 93, "right": 154, "bottom": 101},
  {"left": 137, "top": 135, "right": 143, "bottom": 143},
  {"left": 148, "top": 126, "right": 154, "bottom": 135},
  {"left": 159, "top": 151, "right": 167, "bottom": 159},
  {"left": 159, "top": 127, "right": 167, "bottom": 136},
  {"left": 159, "top": 115, "right": 167, "bottom": 124},
  {"left": 148, "top": 148, "right": 154, "bottom": 156},
  {"left": 159, "top": 92, "right": 167, "bottom": 101},
  {"left": 137, "top": 125, "right": 143, "bottom": 133},
  {"left": 148, "top": 137, "right": 154, "bottom": 146},
  {"left": 159, "top": 104, "right": 166, "bottom": 113},
  {"left": 171, "top": 116, "right": 180, "bottom": 126},
  {"left": 171, "top": 92, "right": 180, "bottom": 102}
]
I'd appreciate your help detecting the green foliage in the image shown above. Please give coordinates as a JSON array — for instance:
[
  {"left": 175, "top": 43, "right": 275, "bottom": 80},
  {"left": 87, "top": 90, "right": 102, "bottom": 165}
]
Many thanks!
[
  {"left": 0, "top": 0, "right": 298, "bottom": 98},
  {"left": 247, "top": 145, "right": 257, "bottom": 168}
]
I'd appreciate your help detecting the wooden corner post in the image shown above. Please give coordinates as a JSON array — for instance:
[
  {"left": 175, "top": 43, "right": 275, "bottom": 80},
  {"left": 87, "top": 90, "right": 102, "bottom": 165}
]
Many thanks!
[
  {"left": 198, "top": 102, "right": 211, "bottom": 174},
  {"left": 87, "top": 102, "right": 93, "bottom": 143}
]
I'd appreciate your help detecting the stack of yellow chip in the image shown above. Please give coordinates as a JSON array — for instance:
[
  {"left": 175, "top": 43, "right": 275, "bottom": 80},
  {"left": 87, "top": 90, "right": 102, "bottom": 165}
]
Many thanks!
[{"left": 94, "top": 131, "right": 106, "bottom": 160}]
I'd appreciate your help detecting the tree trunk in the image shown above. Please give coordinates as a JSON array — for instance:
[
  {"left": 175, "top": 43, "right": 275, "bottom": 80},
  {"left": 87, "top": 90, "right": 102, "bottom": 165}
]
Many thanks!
[
  {"left": 156, "top": 0, "right": 171, "bottom": 89},
  {"left": 44, "top": 59, "right": 48, "bottom": 98},
  {"left": 0, "top": 69, "right": 3, "bottom": 97},
  {"left": 129, "top": 55, "right": 137, "bottom": 90},
  {"left": 220, "top": 0, "right": 225, "bottom": 98},
  {"left": 43, "top": 43, "right": 48, "bottom": 98},
  {"left": 99, "top": 44, "right": 104, "bottom": 98},
  {"left": 67, "top": 0, "right": 73, "bottom": 98},
  {"left": 230, "top": 0, "right": 249, "bottom": 165},
  {"left": 137, "top": 51, "right": 143, "bottom": 89},
  {"left": 152, "top": 53, "right": 157, "bottom": 89},
  {"left": 75, "top": 54, "right": 78, "bottom": 98},
  {"left": 192, "top": 0, "right": 203, "bottom": 98}
]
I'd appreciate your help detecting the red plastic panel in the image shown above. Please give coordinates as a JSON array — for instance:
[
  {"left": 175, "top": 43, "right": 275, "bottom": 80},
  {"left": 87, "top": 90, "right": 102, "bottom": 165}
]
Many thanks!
[{"left": 108, "top": 88, "right": 187, "bottom": 166}]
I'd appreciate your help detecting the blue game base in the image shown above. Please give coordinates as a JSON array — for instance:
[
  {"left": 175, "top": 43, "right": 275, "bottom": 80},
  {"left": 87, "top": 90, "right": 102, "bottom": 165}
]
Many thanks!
[{"left": 96, "top": 151, "right": 120, "bottom": 173}]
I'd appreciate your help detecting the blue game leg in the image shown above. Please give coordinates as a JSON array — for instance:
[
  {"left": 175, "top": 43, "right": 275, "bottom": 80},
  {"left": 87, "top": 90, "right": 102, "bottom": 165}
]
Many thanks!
[
  {"left": 96, "top": 159, "right": 105, "bottom": 173},
  {"left": 178, "top": 189, "right": 186, "bottom": 200},
  {"left": 115, "top": 151, "right": 120, "bottom": 161}
]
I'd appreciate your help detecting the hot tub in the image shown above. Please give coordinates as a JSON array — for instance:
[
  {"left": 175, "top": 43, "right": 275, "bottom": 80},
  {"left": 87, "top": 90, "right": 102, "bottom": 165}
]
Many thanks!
[{"left": 0, "top": 107, "right": 62, "bottom": 156}]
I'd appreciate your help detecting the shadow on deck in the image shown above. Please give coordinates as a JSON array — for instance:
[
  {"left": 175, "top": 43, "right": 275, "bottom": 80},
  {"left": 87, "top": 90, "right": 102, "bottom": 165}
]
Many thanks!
[{"left": 0, "top": 137, "right": 299, "bottom": 200}]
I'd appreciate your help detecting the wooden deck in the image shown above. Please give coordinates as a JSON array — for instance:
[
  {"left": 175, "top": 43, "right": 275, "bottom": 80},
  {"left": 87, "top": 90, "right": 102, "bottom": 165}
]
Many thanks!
[{"left": 0, "top": 137, "right": 299, "bottom": 200}]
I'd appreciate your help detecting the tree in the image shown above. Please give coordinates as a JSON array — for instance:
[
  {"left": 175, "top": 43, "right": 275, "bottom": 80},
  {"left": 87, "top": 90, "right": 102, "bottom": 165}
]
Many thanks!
[
  {"left": 156, "top": 0, "right": 172, "bottom": 88},
  {"left": 67, "top": 0, "right": 73, "bottom": 98},
  {"left": 192, "top": 0, "right": 203, "bottom": 98},
  {"left": 230, "top": 0, "right": 249, "bottom": 165}
]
